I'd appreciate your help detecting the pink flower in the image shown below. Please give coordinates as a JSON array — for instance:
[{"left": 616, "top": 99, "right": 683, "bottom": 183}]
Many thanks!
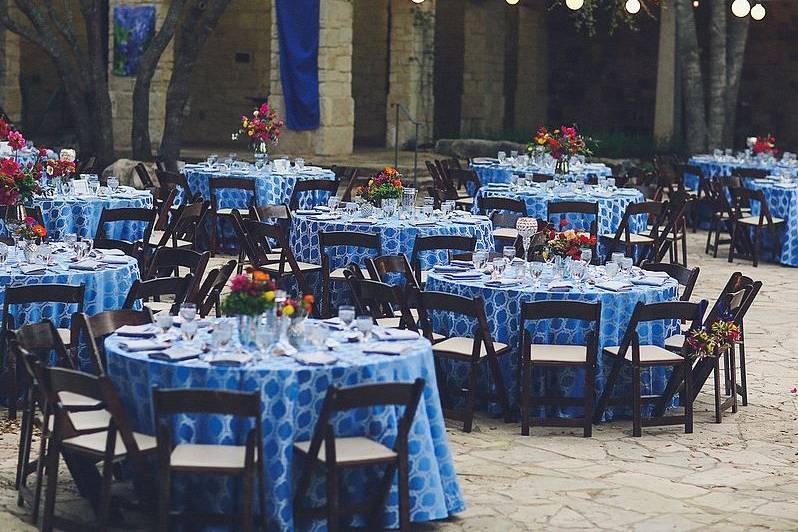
[
  {"left": 7, "top": 131, "right": 25, "bottom": 151},
  {"left": 791, "top": 387, "right": 797, "bottom": 394}
]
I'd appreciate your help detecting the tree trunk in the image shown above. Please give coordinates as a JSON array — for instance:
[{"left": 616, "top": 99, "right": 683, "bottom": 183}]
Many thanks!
[
  {"left": 723, "top": 16, "right": 750, "bottom": 148},
  {"left": 131, "top": 0, "right": 186, "bottom": 161},
  {"left": 159, "top": 0, "right": 231, "bottom": 168},
  {"left": 706, "top": 0, "right": 727, "bottom": 150},
  {"left": 675, "top": 0, "right": 707, "bottom": 153}
]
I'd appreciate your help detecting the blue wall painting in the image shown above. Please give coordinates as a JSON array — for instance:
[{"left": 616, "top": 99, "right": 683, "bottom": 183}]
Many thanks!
[{"left": 113, "top": 5, "right": 156, "bottom": 77}]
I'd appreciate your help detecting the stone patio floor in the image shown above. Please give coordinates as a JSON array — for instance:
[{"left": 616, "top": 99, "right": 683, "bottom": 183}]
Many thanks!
[{"left": 0, "top": 231, "right": 796, "bottom": 530}]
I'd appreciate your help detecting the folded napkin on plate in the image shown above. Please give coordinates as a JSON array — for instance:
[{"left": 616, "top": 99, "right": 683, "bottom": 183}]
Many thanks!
[
  {"left": 99, "top": 248, "right": 125, "bottom": 256},
  {"left": 638, "top": 270, "right": 669, "bottom": 278},
  {"left": 148, "top": 346, "right": 202, "bottom": 362},
  {"left": 410, "top": 221, "right": 437, "bottom": 227},
  {"left": 595, "top": 280, "right": 634, "bottom": 292},
  {"left": 450, "top": 260, "right": 473, "bottom": 268},
  {"left": 443, "top": 271, "right": 483, "bottom": 280},
  {"left": 350, "top": 218, "right": 377, "bottom": 224},
  {"left": 485, "top": 278, "right": 522, "bottom": 287},
  {"left": 363, "top": 344, "right": 409, "bottom": 356},
  {"left": 547, "top": 281, "right": 574, "bottom": 292},
  {"left": 116, "top": 324, "right": 158, "bottom": 337},
  {"left": 372, "top": 328, "right": 420, "bottom": 342},
  {"left": 69, "top": 260, "right": 101, "bottom": 271},
  {"left": 451, "top": 218, "right": 478, "bottom": 225},
  {"left": 99, "top": 255, "right": 129, "bottom": 265},
  {"left": 321, "top": 317, "right": 346, "bottom": 330},
  {"left": 118, "top": 338, "right": 170, "bottom": 352},
  {"left": 315, "top": 205, "right": 331, "bottom": 212},
  {"left": 272, "top": 341, "right": 298, "bottom": 356},
  {"left": 292, "top": 351, "right": 337, "bottom": 365},
  {"left": 309, "top": 214, "right": 340, "bottom": 221},
  {"left": 295, "top": 209, "right": 319, "bottom": 215},
  {"left": 631, "top": 276, "right": 668, "bottom": 287},
  {"left": 434, "top": 264, "right": 470, "bottom": 272},
  {"left": 210, "top": 351, "right": 253, "bottom": 366},
  {"left": 19, "top": 264, "right": 46, "bottom": 275}
]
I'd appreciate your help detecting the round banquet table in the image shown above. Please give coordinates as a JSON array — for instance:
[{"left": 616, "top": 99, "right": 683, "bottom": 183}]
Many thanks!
[
  {"left": 475, "top": 183, "right": 646, "bottom": 258},
  {"left": 746, "top": 178, "right": 798, "bottom": 266},
  {"left": 290, "top": 211, "right": 495, "bottom": 308},
  {"left": 105, "top": 328, "right": 465, "bottom": 531},
  {"left": 686, "top": 155, "right": 798, "bottom": 190},
  {"left": 182, "top": 163, "right": 337, "bottom": 251},
  {"left": 21, "top": 187, "right": 154, "bottom": 241},
  {"left": 471, "top": 161, "right": 612, "bottom": 186},
  {"left": 424, "top": 269, "right": 680, "bottom": 421}
]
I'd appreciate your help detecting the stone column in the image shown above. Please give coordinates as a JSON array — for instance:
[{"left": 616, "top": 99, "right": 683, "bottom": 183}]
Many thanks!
[
  {"left": 107, "top": 0, "right": 173, "bottom": 154},
  {"left": 385, "top": 0, "right": 435, "bottom": 149},
  {"left": 460, "top": 0, "right": 506, "bottom": 136},
  {"left": 270, "top": 0, "right": 354, "bottom": 156},
  {"left": 0, "top": 24, "right": 21, "bottom": 122},
  {"left": 515, "top": 4, "right": 547, "bottom": 132},
  {"left": 654, "top": 3, "right": 677, "bottom": 148}
]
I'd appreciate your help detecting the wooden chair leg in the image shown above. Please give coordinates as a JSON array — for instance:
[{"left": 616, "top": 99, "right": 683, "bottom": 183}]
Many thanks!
[
  {"left": 97, "top": 454, "right": 115, "bottom": 531},
  {"left": 487, "top": 354, "right": 511, "bottom": 423},
  {"left": 398, "top": 453, "right": 410, "bottom": 532},
  {"left": 15, "top": 392, "right": 32, "bottom": 492},
  {"left": 729, "top": 344, "right": 738, "bottom": 414},
  {"left": 752, "top": 228, "right": 760, "bottom": 267},
  {"left": 713, "top": 357, "right": 722, "bottom": 423},
  {"left": 738, "top": 330, "right": 749, "bottom": 406},
  {"left": 7, "top": 350, "right": 17, "bottom": 420},
  {"left": 723, "top": 350, "right": 731, "bottom": 396},
  {"left": 327, "top": 464, "right": 339, "bottom": 532},
  {"left": 584, "top": 364, "right": 594, "bottom": 438},
  {"left": 632, "top": 363, "right": 642, "bottom": 437},
  {"left": 684, "top": 361, "right": 694, "bottom": 434},
  {"left": 594, "top": 356, "right": 624, "bottom": 424},
  {"left": 241, "top": 469, "right": 254, "bottom": 532},
  {"left": 257, "top": 456, "right": 266, "bottom": 529},
  {"left": 158, "top": 465, "right": 171, "bottom": 532},
  {"left": 41, "top": 434, "right": 61, "bottom": 532},
  {"left": 209, "top": 212, "right": 217, "bottom": 257},
  {"left": 713, "top": 221, "right": 722, "bottom": 258},
  {"left": 728, "top": 223, "right": 737, "bottom": 263},
  {"left": 705, "top": 219, "right": 714, "bottom": 254},
  {"left": 31, "top": 414, "right": 49, "bottom": 524},
  {"left": 463, "top": 363, "right": 478, "bottom": 433},
  {"left": 681, "top": 233, "right": 688, "bottom": 267}
]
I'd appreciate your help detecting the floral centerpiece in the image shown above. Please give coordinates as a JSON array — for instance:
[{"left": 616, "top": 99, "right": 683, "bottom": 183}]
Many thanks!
[
  {"left": 277, "top": 294, "right": 315, "bottom": 349},
  {"left": 0, "top": 130, "right": 45, "bottom": 209},
  {"left": 15, "top": 216, "right": 47, "bottom": 241},
  {"left": 751, "top": 134, "right": 778, "bottom": 156},
  {"left": 528, "top": 125, "right": 593, "bottom": 175},
  {"left": 220, "top": 267, "right": 278, "bottom": 317},
  {"left": 354, "top": 167, "right": 403, "bottom": 206},
  {"left": 686, "top": 320, "right": 740, "bottom": 360},
  {"left": 47, "top": 150, "right": 77, "bottom": 188},
  {"left": 544, "top": 220, "right": 596, "bottom": 260},
  {"left": 232, "top": 103, "right": 285, "bottom": 155}
]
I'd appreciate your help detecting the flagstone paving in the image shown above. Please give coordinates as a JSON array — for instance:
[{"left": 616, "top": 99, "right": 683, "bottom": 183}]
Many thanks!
[{"left": 0, "top": 232, "right": 796, "bottom": 530}]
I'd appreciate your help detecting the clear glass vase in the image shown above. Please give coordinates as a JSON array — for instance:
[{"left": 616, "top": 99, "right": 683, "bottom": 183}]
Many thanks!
[{"left": 237, "top": 315, "right": 259, "bottom": 348}]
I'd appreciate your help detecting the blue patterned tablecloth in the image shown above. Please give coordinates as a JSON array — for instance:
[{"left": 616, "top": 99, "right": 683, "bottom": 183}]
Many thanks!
[
  {"left": 105, "top": 329, "right": 465, "bottom": 531},
  {"left": 183, "top": 164, "right": 337, "bottom": 251},
  {"left": 475, "top": 185, "right": 646, "bottom": 259},
  {"left": 22, "top": 188, "right": 154, "bottom": 241},
  {"left": 471, "top": 162, "right": 612, "bottom": 186},
  {"left": 0, "top": 249, "right": 139, "bottom": 331},
  {"left": 425, "top": 270, "right": 679, "bottom": 421},
  {"left": 686, "top": 156, "right": 798, "bottom": 190},
  {"left": 746, "top": 179, "right": 798, "bottom": 266}
]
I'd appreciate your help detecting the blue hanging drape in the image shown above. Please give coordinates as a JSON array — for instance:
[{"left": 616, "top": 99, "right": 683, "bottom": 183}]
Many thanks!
[{"left": 275, "top": 0, "right": 320, "bottom": 130}]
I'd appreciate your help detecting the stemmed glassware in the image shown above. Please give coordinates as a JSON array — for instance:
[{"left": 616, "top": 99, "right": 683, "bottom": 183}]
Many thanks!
[{"left": 516, "top": 217, "right": 538, "bottom": 261}]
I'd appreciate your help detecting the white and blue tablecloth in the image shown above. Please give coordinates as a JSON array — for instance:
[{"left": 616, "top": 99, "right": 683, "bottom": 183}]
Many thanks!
[
  {"left": 686, "top": 156, "right": 798, "bottom": 190},
  {"left": 105, "top": 330, "right": 465, "bottom": 531},
  {"left": 746, "top": 179, "right": 798, "bottom": 266},
  {"left": 424, "top": 270, "right": 679, "bottom": 421},
  {"left": 183, "top": 164, "right": 337, "bottom": 251},
  {"left": 23, "top": 188, "right": 153, "bottom": 242},
  {"left": 475, "top": 184, "right": 646, "bottom": 259},
  {"left": 471, "top": 162, "right": 612, "bottom": 186},
  {"left": 290, "top": 213, "right": 495, "bottom": 309},
  {"left": 0, "top": 251, "right": 139, "bottom": 331}
]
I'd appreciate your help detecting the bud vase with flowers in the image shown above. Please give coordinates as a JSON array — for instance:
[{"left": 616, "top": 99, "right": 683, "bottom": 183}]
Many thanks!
[
  {"left": 528, "top": 124, "right": 593, "bottom": 178},
  {"left": 277, "top": 295, "right": 315, "bottom": 350},
  {"left": 219, "top": 267, "right": 278, "bottom": 347},
  {"left": 15, "top": 217, "right": 47, "bottom": 262}
]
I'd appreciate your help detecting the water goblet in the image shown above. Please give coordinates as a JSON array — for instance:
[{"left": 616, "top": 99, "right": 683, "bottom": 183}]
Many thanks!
[
  {"left": 497, "top": 151, "right": 507, "bottom": 164},
  {"left": 571, "top": 261, "right": 586, "bottom": 291},
  {"left": 107, "top": 176, "right": 120, "bottom": 194},
  {"left": 338, "top": 305, "right": 355, "bottom": 329},
  {"left": 37, "top": 243, "right": 51, "bottom": 265},
  {"left": 181, "top": 319, "right": 198, "bottom": 343},
  {"left": 510, "top": 150, "right": 519, "bottom": 160},
  {"left": 611, "top": 252, "right": 625, "bottom": 266},
  {"left": 516, "top": 217, "right": 538, "bottom": 261},
  {"left": 156, "top": 314, "right": 173, "bottom": 334},
  {"left": 529, "top": 262, "right": 543, "bottom": 288},
  {"left": 355, "top": 315, "right": 373, "bottom": 341},
  {"left": 503, "top": 245, "right": 516, "bottom": 263},
  {"left": 580, "top": 248, "right": 592, "bottom": 266},
  {"left": 472, "top": 250, "right": 488, "bottom": 271},
  {"left": 422, "top": 204, "right": 433, "bottom": 219},
  {"left": 620, "top": 257, "right": 633, "bottom": 277},
  {"left": 492, "top": 257, "right": 507, "bottom": 278},
  {"left": 0, "top": 243, "right": 8, "bottom": 272},
  {"left": 179, "top": 302, "right": 197, "bottom": 322},
  {"left": 605, "top": 261, "right": 620, "bottom": 279},
  {"left": 294, "top": 158, "right": 305, "bottom": 172},
  {"left": 327, "top": 196, "right": 340, "bottom": 214},
  {"left": 212, "top": 320, "right": 234, "bottom": 351}
]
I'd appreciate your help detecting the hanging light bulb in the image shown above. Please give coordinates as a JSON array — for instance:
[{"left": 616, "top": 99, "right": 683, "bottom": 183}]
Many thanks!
[
  {"left": 692, "top": 0, "right": 700, "bottom": 7},
  {"left": 411, "top": 0, "right": 425, "bottom": 4},
  {"left": 750, "top": 2, "right": 766, "bottom": 19},
  {"left": 625, "top": 0, "right": 641, "bottom": 14},
  {"left": 566, "top": 0, "right": 584, "bottom": 10},
  {"left": 731, "top": 0, "right": 751, "bottom": 17},
  {"left": 506, "top": 0, "right": 520, "bottom": 4}
]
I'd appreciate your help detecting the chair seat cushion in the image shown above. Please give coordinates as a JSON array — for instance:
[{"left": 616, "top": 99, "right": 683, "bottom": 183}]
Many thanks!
[
  {"left": 529, "top": 344, "right": 588, "bottom": 364},
  {"left": 738, "top": 215, "right": 784, "bottom": 226},
  {"left": 63, "top": 430, "right": 156, "bottom": 457},
  {"left": 149, "top": 230, "right": 192, "bottom": 247},
  {"left": 664, "top": 334, "right": 686, "bottom": 350},
  {"left": 145, "top": 301, "right": 174, "bottom": 314},
  {"left": 601, "top": 233, "right": 653, "bottom": 244},
  {"left": 59, "top": 391, "right": 102, "bottom": 408},
  {"left": 294, "top": 436, "right": 396, "bottom": 465},
  {"left": 394, "top": 308, "right": 420, "bottom": 321},
  {"left": 456, "top": 197, "right": 474, "bottom": 205},
  {"left": 215, "top": 208, "right": 235, "bottom": 216},
  {"left": 604, "top": 344, "right": 684, "bottom": 364},
  {"left": 170, "top": 443, "right": 247, "bottom": 471},
  {"left": 493, "top": 227, "right": 519, "bottom": 240},
  {"left": 262, "top": 261, "right": 322, "bottom": 274},
  {"left": 375, "top": 317, "right": 401, "bottom": 329},
  {"left": 57, "top": 327, "right": 71, "bottom": 347},
  {"left": 329, "top": 267, "right": 348, "bottom": 281},
  {"left": 433, "top": 336, "right": 509, "bottom": 358}
]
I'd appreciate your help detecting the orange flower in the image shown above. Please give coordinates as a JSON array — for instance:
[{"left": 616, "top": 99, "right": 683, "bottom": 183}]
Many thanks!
[
  {"left": 303, "top": 294, "right": 315, "bottom": 303},
  {"left": 33, "top": 225, "right": 46, "bottom": 237},
  {"left": 253, "top": 270, "right": 269, "bottom": 282}
]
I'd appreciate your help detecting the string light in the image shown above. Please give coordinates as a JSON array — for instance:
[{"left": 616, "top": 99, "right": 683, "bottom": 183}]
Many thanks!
[
  {"left": 750, "top": 2, "right": 765, "bottom": 19},
  {"left": 506, "top": 0, "right": 520, "bottom": 4},
  {"left": 625, "top": 0, "right": 641, "bottom": 14},
  {"left": 411, "top": 0, "right": 425, "bottom": 3},
  {"left": 566, "top": 0, "right": 585, "bottom": 10},
  {"left": 731, "top": 0, "right": 751, "bottom": 17},
  {"left": 692, "top": 0, "right": 700, "bottom": 7}
]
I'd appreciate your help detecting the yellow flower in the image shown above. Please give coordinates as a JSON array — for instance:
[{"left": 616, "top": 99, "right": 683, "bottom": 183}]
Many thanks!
[
  {"left": 248, "top": 130, "right": 254, "bottom": 137},
  {"left": 537, "top": 138, "right": 545, "bottom": 145},
  {"left": 283, "top": 304, "right": 295, "bottom": 316},
  {"left": 264, "top": 291, "right": 275, "bottom": 302}
]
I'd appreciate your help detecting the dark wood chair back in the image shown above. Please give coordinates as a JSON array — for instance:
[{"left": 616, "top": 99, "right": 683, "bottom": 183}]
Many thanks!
[
  {"left": 520, "top": 299, "right": 601, "bottom": 360},
  {"left": 731, "top": 167, "right": 769, "bottom": 180},
  {"left": 145, "top": 247, "right": 210, "bottom": 302},
  {"left": 3, "top": 284, "right": 85, "bottom": 331},
  {"left": 616, "top": 300, "right": 706, "bottom": 359},
  {"left": 15, "top": 319, "right": 75, "bottom": 370},
  {"left": 122, "top": 274, "right": 193, "bottom": 315},
  {"left": 209, "top": 177, "right": 257, "bottom": 211},
  {"left": 417, "top": 291, "right": 494, "bottom": 351},
  {"left": 133, "top": 163, "right": 155, "bottom": 189},
  {"left": 547, "top": 201, "right": 599, "bottom": 233},
  {"left": 640, "top": 261, "right": 700, "bottom": 301},
  {"left": 346, "top": 277, "right": 417, "bottom": 330},
  {"left": 243, "top": 217, "right": 312, "bottom": 294},
  {"left": 366, "top": 254, "right": 420, "bottom": 291},
  {"left": 288, "top": 179, "right": 340, "bottom": 211},
  {"left": 71, "top": 309, "right": 154, "bottom": 374},
  {"left": 448, "top": 168, "right": 481, "bottom": 196},
  {"left": 94, "top": 207, "right": 156, "bottom": 244},
  {"left": 410, "top": 235, "right": 476, "bottom": 284},
  {"left": 196, "top": 260, "right": 237, "bottom": 318},
  {"left": 3, "top": 205, "right": 44, "bottom": 226},
  {"left": 478, "top": 196, "right": 527, "bottom": 216}
]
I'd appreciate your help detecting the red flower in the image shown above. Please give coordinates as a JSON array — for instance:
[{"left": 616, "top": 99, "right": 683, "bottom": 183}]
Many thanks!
[
  {"left": 7, "top": 131, "right": 25, "bottom": 151},
  {"left": 559, "top": 218, "right": 569, "bottom": 228}
]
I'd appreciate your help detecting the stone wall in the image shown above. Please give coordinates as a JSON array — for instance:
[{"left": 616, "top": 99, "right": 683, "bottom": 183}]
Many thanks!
[
  {"left": 514, "top": 4, "right": 547, "bottom": 134},
  {"left": 107, "top": 0, "right": 173, "bottom": 153},
  {"left": 352, "top": 0, "right": 390, "bottom": 147},
  {"left": 183, "top": 0, "right": 271, "bottom": 148}
]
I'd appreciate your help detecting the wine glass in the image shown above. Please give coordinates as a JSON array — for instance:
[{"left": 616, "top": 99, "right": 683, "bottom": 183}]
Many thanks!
[
  {"left": 503, "top": 245, "right": 516, "bottom": 263},
  {"left": 181, "top": 319, "right": 198, "bottom": 342},
  {"left": 529, "top": 262, "right": 544, "bottom": 288},
  {"left": 179, "top": 302, "right": 197, "bottom": 322},
  {"left": 212, "top": 320, "right": 234, "bottom": 351},
  {"left": 338, "top": 305, "right": 355, "bottom": 329},
  {"left": 472, "top": 250, "right": 488, "bottom": 271},
  {"left": 356, "top": 315, "right": 373, "bottom": 341},
  {"left": 580, "top": 248, "right": 593, "bottom": 267},
  {"left": 620, "top": 257, "right": 633, "bottom": 277},
  {"left": 516, "top": 217, "right": 538, "bottom": 261},
  {"left": 0, "top": 243, "right": 8, "bottom": 272},
  {"left": 156, "top": 314, "right": 173, "bottom": 334},
  {"left": 327, "top": 196, "right": 340, "bottom": 214},
  {"left": 492, "top": 257, "right": 506, "bottom": 279},
  {"left": 107, "top": 176, "right": 119, "bottom": 194},
  {"left": 605, "top": 261, "right": 620, "bottom": 279},
  {"left": 571, "top": 261, "right": 586, "bottom": 291}
]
